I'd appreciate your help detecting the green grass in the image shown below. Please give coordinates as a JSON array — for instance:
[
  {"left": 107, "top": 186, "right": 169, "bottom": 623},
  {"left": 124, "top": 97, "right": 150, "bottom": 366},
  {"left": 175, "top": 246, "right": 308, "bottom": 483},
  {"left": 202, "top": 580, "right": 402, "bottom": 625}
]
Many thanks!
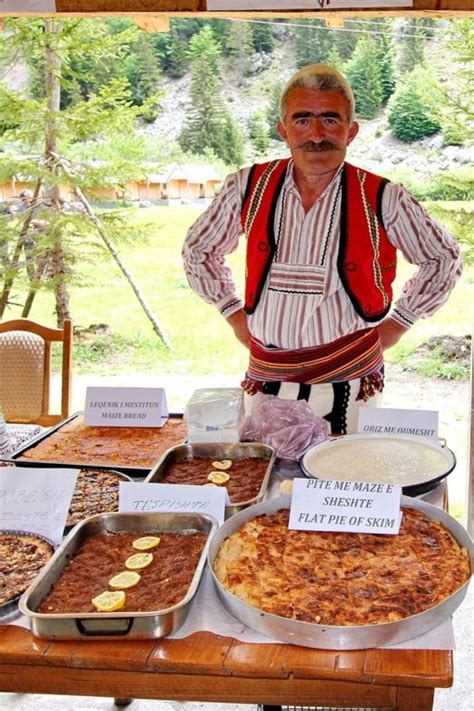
[
  {"left": 4, "top": 204, "right": 473, "bottom": 378},
  {"left": 8, "top": 205, "right": 249, "bottom": 376}
]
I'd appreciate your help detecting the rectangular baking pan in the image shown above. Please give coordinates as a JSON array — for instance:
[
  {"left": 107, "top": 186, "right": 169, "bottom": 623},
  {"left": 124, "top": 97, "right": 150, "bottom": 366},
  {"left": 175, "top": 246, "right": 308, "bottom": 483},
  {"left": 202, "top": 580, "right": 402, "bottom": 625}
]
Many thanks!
[
  {"left": 7, "top": 411, "right": 185, "bottom": 478},
  {"left": 208, "top": 495, "right": 473, "bottom": 650},
  {"left": 144, "top": 442, "right": 276, "bottom": 518},
  {"left": 20, "top": 511, "right": 217, "bottom": 640}
]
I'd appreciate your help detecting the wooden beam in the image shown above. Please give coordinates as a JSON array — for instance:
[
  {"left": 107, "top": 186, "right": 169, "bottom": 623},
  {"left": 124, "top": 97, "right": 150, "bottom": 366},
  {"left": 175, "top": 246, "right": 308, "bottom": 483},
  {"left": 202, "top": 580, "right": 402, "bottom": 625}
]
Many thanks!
[{"left": 12, "top": 0, "right": 472, "bottom": 16}]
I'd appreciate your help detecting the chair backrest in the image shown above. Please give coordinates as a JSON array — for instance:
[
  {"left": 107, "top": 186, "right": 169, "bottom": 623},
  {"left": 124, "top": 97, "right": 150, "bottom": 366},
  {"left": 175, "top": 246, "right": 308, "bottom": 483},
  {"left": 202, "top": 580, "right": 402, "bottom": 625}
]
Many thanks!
[{"left": 0, "top": 318, "right": 73, "bottom": 426}]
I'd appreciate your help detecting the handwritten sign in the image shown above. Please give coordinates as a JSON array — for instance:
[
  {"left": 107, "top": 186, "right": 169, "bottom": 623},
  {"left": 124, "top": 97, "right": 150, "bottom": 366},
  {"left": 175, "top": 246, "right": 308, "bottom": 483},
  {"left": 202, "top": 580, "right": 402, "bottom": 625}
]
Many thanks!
[
  {"left": 0, "top": 467, "right": 78, "bottom": 544},
  {"left": 207, "top": 0, "right": 411, "bottom": 9},
  {"left": 358, "top": 407, "right": 438, "bottom": 439},
  {"left": 289, "top": 478, "right": 402, "bottom": 535},
  {"left": 84, "top": 387, "right": 168, "bottom": 428},
  {"left": 119, "top": 482, "right": 226, "bottom": 525},
  {"left": 0, "top": 0, "right": 56, "bottom": 10}
]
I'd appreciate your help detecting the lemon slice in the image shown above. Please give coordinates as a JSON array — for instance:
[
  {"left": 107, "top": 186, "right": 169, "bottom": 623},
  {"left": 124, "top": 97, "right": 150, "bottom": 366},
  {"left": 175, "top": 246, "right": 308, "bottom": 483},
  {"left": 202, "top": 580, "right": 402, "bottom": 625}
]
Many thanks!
[
  {"left": 203, "top": 482, "right": 218, "bottom": 486},
  {"left": 132, "top": 536, "right": 161, "bottom": 551},
  {"left": 108, "top": 571, "right": 141, "bottom": 589},
  {"left": 279, "top": 479, "right": 294, "bottom": 495},
  {"left": 207, "top": 471, "right": 230, "bottom": 485},
  {"left": 92, "top": 590, "right": 126, "bottom": 612},
  {"left": 125, "top": 552, "right": 153, "bottom": 570},
  {"left": 212, "top": 460, "right": 232, "bottom": 470}
]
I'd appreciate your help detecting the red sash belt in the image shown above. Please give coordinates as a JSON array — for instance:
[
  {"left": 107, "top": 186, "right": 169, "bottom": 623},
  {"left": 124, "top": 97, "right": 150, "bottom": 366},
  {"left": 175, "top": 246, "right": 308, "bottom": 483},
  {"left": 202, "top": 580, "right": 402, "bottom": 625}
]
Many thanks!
[{"left": 243, "top": 328, "right": 383, "bottom": 387}]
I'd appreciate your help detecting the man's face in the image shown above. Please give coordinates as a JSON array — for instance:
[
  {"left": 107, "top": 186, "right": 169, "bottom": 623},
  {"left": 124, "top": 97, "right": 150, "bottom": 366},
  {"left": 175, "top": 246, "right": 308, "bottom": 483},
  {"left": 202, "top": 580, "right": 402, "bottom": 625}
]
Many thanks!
[{"left": 277, "top": 87, "right": 359, "bottom": 178}]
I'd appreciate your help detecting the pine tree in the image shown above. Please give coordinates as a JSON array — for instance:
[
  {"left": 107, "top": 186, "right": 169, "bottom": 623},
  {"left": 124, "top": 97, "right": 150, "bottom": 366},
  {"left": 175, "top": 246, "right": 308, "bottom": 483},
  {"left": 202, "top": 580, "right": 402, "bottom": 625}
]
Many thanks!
[
  {"left": 293, "top": 22, "right": 333, "bottom": 68},
  {"left": 345, "top": 35, "right": 384, "bottom": 119},
  {"left": 373, "top": 23, "right": 396, "bottom": 104},
  {"left": 248, "top": 111, "right": 270, "bottom": 156},
  {"left": 395, "top": 18, "right": 433, "bottom": 75},
  {"left": 221, "top": 115, "right": 245, "bottom": 168},
  {"left": 426, "top": 20, "right": 474, "bottom": 265},
  {"left": 179, "top": 27, "right": 241, "bottom": 167},
  {"left": 325, "top": 46, "right": 344, "bottom": 72},
  {"left": 266, "top": 81, "right": 283, "bottom": 141},
  {"left": 438, "top": 19, "right": 473, "bottom": 146},
  {"left": 164, "top": 27, "right": 189, "bottom": 78},
  {"left": 332, "top": 22, "right": 358, "bottom": 61},
  {"left": 125, "top": 32, "right": 162, "bottom": 121},
  {"left": 387, "top": 65, "right": 442, "bottom": 141},
  {"left": 226, "top": 21, "right": 255, "bottom": 80},
  {"left": 252, "top": 22, "right": 274, "bottom": 54},
  {"left": 187, "top": 25, "right": 222, "bottom": 74}
]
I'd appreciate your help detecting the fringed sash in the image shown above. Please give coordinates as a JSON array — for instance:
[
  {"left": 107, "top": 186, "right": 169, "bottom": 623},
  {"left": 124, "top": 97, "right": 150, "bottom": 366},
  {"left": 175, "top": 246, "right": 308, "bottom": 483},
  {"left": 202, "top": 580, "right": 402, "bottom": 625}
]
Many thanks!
[{"left": 242, "top": 328, "right": 383, "bottom": 394}]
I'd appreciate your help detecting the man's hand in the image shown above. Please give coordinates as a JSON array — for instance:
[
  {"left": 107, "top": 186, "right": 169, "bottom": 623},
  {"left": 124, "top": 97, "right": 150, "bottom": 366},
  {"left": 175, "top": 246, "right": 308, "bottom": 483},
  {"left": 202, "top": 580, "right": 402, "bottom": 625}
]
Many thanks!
[
  {"left": 226, "top": 309, "right": 251, "bottom": 349},
  {"left": 377, "top": 317, "right": 409, "bottom": 351}
]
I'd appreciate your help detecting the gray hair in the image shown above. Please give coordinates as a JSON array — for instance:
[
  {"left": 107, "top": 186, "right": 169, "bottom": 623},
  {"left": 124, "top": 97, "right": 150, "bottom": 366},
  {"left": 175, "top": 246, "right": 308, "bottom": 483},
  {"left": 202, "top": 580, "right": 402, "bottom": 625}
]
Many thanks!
[{"left": 280, "top": 64, "right": 355, "bottom": 124}]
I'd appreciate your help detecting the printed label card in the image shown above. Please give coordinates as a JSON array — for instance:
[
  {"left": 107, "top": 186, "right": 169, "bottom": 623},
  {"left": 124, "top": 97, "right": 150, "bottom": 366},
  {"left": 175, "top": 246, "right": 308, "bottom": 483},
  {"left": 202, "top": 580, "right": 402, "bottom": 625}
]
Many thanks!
[
  {"left": 84, "top": 387, "right": 168, "bottom": 428},
  {"left": 358, "top": 407, "right": 438, "bottom": 439},
  {"left": 119, "top": 482, "right": 227, "bottom": 525},
  {"left": 289, "top": 478, "right": 402, "bottom": 535}
]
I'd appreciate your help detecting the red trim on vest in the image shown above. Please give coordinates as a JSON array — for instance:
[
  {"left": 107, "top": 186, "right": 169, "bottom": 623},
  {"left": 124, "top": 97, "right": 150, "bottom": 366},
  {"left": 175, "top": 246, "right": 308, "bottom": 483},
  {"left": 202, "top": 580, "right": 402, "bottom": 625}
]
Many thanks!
[
  {"left": 338, "top": 164, "right": 396, "bottom": 322},
  {"left": 241, "top": 160, "right": 396, "bottom": 321},
  {"left": 241, "top": 159, "right": 289, "bottom": 314}
]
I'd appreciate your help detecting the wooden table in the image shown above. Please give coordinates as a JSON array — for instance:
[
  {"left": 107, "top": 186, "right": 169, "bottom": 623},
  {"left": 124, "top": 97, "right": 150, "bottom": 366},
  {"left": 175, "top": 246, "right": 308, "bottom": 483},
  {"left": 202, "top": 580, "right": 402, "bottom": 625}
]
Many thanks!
[{"left": 0, "top": 624, "right": 452, "bottom": 710}]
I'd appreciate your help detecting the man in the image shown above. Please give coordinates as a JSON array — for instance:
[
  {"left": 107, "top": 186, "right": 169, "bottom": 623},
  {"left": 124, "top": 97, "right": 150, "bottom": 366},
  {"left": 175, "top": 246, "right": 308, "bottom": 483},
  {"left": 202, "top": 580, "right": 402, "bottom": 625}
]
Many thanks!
[{"left": 182, "top": 64, "right": 462, "bottom": 434}]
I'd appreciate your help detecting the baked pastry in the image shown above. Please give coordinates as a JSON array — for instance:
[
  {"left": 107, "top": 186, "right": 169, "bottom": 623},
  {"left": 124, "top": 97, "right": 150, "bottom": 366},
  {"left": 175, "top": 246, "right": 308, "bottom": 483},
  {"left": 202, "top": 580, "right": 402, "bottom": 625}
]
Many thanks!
[
  {"left": 157, "top": 456, "right": 269, "bottom": 502},
  {"left": 37, "top": 530, "right": 207, "bottom": 613},
  {"left": 18, "top": 414, "right": 187, "bottom": 468},
  {"left": 66, "top": 468, "right": 129, "bottom": 527},
  {"left": 0, "top": 532, "right": 54, "bottom": 606},
  {"left": 214, "top": 508, "right": 471, "bottom": 626}
]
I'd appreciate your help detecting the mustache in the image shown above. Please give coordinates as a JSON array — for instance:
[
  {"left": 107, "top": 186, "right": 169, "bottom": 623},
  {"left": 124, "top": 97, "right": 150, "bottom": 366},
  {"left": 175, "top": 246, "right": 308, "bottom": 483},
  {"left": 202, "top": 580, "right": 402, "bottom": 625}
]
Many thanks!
[{"left": 299, "top": 140, "right": 339, "bottom": 152}]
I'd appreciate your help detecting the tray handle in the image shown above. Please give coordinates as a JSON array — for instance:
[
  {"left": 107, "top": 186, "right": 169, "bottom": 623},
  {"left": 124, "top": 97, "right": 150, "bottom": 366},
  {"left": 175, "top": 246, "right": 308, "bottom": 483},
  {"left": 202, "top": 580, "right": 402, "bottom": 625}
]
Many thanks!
[{"left": 76, "top": 617, "right": 134, "bottom": 636}]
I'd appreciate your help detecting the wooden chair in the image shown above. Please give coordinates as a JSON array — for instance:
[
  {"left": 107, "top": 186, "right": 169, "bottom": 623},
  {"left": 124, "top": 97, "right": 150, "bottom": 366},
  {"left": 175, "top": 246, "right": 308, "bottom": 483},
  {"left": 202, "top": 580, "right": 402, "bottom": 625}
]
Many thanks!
[{"left": 0, "top": 318, "right": 73, "bottom": 426}]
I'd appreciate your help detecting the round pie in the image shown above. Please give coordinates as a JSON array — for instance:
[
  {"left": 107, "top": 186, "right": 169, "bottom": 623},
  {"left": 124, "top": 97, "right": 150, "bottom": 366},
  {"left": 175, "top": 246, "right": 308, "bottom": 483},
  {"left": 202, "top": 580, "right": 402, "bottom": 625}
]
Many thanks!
[
  {"left": 0, "top": 532, "right": 54, "bottom": 607},
  {"left": 214, "top": 508, "right": 471, "bottom": 626}
]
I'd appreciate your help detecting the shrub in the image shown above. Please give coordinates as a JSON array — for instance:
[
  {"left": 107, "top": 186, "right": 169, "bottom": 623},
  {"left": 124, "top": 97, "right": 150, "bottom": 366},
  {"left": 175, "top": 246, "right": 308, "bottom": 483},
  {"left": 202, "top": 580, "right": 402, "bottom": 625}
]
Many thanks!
[{"left": 387, "top": 66, "right": 442, "bottom": 141}]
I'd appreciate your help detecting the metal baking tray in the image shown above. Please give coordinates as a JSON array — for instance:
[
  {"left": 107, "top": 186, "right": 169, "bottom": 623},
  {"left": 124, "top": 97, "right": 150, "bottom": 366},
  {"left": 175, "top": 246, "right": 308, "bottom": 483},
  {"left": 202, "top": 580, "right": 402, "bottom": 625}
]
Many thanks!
[
  {"left": 20, "top": 511, "right": 217, "bottom": 640},
  {"left": 144, "top": 442, "right": 276, "bottom": 518},
  {"left": 208, "top": 495, "right": 473, "bottom": 650},
  {"left": 7, "top": 411, "right": 186, "bottom": 478},
  {"left": 300, "top": 434, "right": 456, "bottom": 497},
  {"left": 0, "top": 530, "right": 55, "bottom": 622}
]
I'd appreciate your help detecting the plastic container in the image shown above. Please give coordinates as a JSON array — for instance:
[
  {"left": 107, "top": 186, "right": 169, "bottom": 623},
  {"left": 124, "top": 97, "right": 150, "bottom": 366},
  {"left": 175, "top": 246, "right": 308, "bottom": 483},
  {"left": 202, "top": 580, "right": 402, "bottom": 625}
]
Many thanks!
[{"left": 184, "top": 388, "right": 244, "bottom": 443}]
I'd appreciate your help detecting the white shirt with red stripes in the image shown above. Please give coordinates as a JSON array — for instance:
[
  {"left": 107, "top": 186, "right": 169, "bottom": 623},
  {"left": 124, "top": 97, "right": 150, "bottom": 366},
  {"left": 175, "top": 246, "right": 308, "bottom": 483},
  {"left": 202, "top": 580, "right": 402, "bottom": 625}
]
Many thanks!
[{"left": 182, "top": 161, "right": 462, "bottom": 350}]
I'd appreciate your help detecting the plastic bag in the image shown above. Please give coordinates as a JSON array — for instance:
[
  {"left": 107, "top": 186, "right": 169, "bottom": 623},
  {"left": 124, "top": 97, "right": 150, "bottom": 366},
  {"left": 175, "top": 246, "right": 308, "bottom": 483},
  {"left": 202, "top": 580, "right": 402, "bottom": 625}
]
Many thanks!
[{"left": 241, "top": 392, "right": 329, "bottom": 460}]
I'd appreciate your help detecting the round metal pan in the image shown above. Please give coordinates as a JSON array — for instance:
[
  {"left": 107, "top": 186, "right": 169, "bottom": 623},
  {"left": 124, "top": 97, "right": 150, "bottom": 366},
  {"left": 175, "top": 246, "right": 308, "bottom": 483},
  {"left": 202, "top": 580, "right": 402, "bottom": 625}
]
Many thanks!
[
  {"left": 0, "top": 529, "right": 55, "bottom": 621},
  {"left": 300, "top": 434, "right": 456, "bottom": 496},
  {"left": 208, "top": 495, "right": 473, "bottom": 650},
  {"left": 64, "top": 467, "right": 133, "bottom": 532}
]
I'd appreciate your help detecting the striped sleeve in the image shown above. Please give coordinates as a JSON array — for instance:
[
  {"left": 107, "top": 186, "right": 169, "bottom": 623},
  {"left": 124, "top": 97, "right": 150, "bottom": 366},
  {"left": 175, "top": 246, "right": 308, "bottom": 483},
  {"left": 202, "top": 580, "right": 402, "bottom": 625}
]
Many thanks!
[
  {"left": 382, "top": 183, "right": 463, "bottom": 327},
  {"left": 182, "top": 168, "right": 250, "bottom": 318}
]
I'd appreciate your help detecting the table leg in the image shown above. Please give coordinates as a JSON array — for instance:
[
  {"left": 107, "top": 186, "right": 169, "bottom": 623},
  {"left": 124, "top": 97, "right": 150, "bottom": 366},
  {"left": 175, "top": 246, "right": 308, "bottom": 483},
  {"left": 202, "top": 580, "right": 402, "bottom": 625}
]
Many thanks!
[{"left": 396, "top": 686, "right": 434, "bottom": 711}]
